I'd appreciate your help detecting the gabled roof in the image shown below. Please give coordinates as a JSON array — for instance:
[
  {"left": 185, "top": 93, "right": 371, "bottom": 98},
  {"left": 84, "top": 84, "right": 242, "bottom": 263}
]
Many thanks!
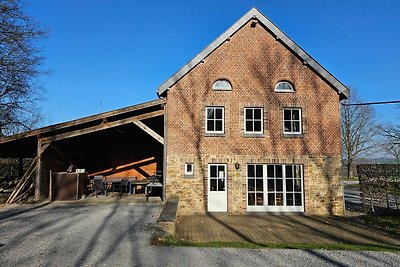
[{"left": 157, "top": 7, "right": 350, "bottom": 99}]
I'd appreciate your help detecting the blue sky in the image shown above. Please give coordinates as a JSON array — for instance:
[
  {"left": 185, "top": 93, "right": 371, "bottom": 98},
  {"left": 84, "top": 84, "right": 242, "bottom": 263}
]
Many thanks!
[{"left": 26, "top": 0, "right": 400, "bottom": 125}]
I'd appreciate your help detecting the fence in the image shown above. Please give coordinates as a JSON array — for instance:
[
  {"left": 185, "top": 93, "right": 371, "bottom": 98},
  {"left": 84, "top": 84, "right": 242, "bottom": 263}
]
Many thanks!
[{"left": 356, "top": 164, "right": 400, "bottom": 214}]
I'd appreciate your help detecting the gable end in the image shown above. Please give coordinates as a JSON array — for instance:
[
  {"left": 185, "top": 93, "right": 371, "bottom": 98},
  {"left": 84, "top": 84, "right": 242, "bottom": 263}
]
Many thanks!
[{"left": 157, "top": 7, "right": 349, "bottom": 100}]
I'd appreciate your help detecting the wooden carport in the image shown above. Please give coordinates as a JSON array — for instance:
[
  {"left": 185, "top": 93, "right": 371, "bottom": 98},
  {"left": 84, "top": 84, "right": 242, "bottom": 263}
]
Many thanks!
[{"left": 0, "top": 99, "right": 165, "bottom": 201}]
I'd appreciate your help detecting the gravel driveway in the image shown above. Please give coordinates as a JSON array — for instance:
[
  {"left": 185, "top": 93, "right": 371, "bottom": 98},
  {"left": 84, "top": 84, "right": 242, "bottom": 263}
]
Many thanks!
[{"left": 0, "top": 202, "right": 399, "bottom": 267}]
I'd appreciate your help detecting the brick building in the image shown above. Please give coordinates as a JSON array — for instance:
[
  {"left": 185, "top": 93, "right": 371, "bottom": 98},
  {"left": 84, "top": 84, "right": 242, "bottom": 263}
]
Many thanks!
[
  {"left": 0, "top": 8, "right": 349, "bottom": 214},
  {"left": 158, "top": 8, "right": 349, "bottom": 215}
]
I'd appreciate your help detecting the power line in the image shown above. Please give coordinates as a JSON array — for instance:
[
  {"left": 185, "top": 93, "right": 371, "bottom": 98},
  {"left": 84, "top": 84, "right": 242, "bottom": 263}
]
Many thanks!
[{"left": 341, "top": 100, "right": 400, "bottom": 106}]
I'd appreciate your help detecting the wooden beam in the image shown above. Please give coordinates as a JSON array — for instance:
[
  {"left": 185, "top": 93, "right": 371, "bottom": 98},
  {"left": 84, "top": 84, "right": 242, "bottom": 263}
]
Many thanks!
[
  {"left": 39, "top": 141, "right": 51, "bottom": 154},
  {"left": 0, "top": 99, "right": 166, "bottom": 144},
  {"left": 133, "top": 109, "right": 164, "bottom": 121},
  {"left": 49, "top": 143, "right": 74, "bottom": 165},
  {"left": 42, "top": 110, "right": 164, "bottom": 143},
  {"left": 133, "top": 121, "right": 164, "bottom": 145}
]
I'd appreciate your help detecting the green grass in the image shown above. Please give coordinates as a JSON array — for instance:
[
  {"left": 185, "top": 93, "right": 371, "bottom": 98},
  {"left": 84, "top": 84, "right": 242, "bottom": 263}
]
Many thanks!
[
  {"left": 158, "top": 236, "right": 400, "bottom": 252},
  {"left": 363, "top": 215, "right": 400, "bottom": 235}
]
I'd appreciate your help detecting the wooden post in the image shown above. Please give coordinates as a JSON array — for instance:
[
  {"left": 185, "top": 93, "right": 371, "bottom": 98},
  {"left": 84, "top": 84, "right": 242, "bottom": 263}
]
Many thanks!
[
  {"left": 35, "top": 138, "right": 50, "bottom": 201},
  {"left": 76, "top": 173, "right": 79, "bottom": 200},
  {"left": 49, "top": 170, "right": 53, "bottom": 201},
  {"left": 35, "top": 139, "right": 42, "bottom": 201}
]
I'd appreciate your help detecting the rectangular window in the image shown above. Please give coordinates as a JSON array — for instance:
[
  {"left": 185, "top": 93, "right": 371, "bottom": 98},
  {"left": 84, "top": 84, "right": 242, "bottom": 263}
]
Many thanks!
[
  {"left": 283, "top": 108, "right": 302, "bottom": 134},
  {"left": 206, "top": 107, "right": 224, "bottom": 134},
  {"left": 247, "top": 164, "right": 304, "bottom": 212},
  {"left": 184, "top": 163, "right": 194, "bottom": 176},
  {"left": 244, "top": 108, "right": 263, "bottom": 134}
]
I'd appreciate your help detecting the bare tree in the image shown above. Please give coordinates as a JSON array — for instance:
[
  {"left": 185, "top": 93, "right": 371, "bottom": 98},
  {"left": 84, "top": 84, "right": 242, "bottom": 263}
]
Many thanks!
[
  {"left": 0, "top": 0, "right": 46, "bottom": 136},
  {"left": 380, "top": 125, "right": 400, "bottom": 163},
  {"left": 341, "top": 89, "right": 378, "bottom": 179}
]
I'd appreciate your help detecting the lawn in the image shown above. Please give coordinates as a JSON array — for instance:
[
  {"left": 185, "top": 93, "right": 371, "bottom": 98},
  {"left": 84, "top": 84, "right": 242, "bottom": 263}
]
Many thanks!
[
  {"left": 362, "top": 215, "right": 400, "bottom": 235},
  {"left": 156, "top": 236, "right": 400, "bottom": 252}
]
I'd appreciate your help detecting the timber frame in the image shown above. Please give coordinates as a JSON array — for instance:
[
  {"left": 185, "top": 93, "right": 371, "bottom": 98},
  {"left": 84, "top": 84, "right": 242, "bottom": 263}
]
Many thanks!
[{"left": 0, "top": 99, "right": 166, "bottom": 201}]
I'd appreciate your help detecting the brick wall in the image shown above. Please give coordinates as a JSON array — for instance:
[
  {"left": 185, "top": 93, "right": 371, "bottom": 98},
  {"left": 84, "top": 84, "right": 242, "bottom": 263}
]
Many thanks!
[{"left": 165, "top": 20, "right": 344, "bottom": 215}]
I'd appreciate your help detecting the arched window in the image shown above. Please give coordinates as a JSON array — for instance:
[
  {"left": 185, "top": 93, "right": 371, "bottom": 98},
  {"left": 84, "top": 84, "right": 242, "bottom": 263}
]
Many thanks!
[
  {"left": 275, "top": 81, "right": 294, "bottom": 92},
  {"left": 213, "top": 79, "right": 232, "bottom": 91}
]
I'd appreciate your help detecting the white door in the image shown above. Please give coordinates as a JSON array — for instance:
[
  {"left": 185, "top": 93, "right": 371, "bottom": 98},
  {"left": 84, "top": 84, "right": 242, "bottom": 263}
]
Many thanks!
[{"left": 208, "top": 164, "right": 227, "bottom": 212}]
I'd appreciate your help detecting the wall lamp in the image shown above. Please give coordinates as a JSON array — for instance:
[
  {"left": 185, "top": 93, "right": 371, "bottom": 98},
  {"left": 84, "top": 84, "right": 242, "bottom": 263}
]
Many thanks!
[{"left": 235, "top": 162, "right": 240, "bottom": 170}]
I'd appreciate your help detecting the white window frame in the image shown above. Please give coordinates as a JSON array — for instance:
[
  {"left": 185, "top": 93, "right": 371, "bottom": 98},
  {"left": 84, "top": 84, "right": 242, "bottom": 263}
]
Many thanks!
[
  {"left": 283, "top": 108, "right": 302, "bottom": 134},
  {"left": 212, "top": 79, "right": 232, "bottom": 91},
  {"left": 205, "top": 106, "right": 224, "bottom": 134},
  {"left": 275, "top": 81, "right": 294, "bottom": 92},
  {"left": 246, "top": 164, "right": 304, "bottom": 212},
  {"left": 244, "top": 107, "right": 263, "bottom": 134},
  {"left": 184, "top": 163, "right": 194, "bottom": 176}
]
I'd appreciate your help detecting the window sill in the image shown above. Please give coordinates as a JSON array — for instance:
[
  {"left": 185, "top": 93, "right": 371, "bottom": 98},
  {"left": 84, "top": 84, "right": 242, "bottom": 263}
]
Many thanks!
[
  {"left": 184, "top": 174, "right": 195, "bottom": 179},
  {"left": 243, "top": 133, "right": 265, "bottom": 138},
  {"left": 205, "top": 133, "right": 225, "bottom": 137},
  {"left": 283, "top": 133, "right": 304, "bottom": 138}
]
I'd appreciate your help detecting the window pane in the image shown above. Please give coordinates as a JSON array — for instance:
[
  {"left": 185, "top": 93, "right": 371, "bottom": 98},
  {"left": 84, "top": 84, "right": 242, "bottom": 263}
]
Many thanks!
[
  {"left": 247, "top": 165, "right": 255, "bottom": 177},
  {"left": 284, "top": 121, "right": 292, "bottom": 132},
  {"left": 268, "top": 193, "right": 275, "bottom": 206},
  {"left": 215, "top": 120, "right": 223, "bottom": 131},
  {"left": 256, "top": 193, "right": 264, "bottom": 205},
  {"left": 294, "top": 165, "right": 301, "bottom": 178},
  {"left": 294, "top": 179, "right": 301, "bottom": 192},
  {"left": 267, "top": 179, "right": 274, "bottom": 191},
  {"left": 254, "top": 108, "right": 262, "bottom": 119},
  {"left": 216, "top": 108, "right": 223, "bottom": 119},
  {"left": 295, "top": 193, "right": 302, "bottom": 206},
  {"left": 275, "top": 165, "right": 282, "bottom": 178},
  {"left": 284, "top": 110, "right": 291, "bottom": 120},
  {"left": 292, "top": 110, "right": 299, "bottom": 120},
  {"left": 210, "top": 166, "right": 217, "bottom": 178},
  {"left": 207, "top": 120, "right": 214, "bottom": 131},
  {"left": 276, "top": 193, "right": 283, "bottom": 206},
  {"left": 246, "top": 109, "right": 253, "bottom": 119},
  {"left": 248, "top": 179, "right": 255, "bottom": 191},
  {"left": 286, "top": 179, "right": 293, "bottom": 192},
  {"left": 283, "top": 82, "right": 291, "bottom": 90},
  {"left": 276, "top": 179, "right": 283, "bottom": 191},
  {"left": 210, "top": 179, "right": 217, "bottom": 191},
  {"left": 218, "top": 178, "right": 225, "bottom": 191},
  {"left": 186, "top": 164, "right": 192, "bottom": 173},
  {"left": 285, "top": 165, "right": 293, "bottom": 178},
  {"left": 207, "top": 108, "right": 214, "bottom": 119},
  {"left": 256, "top": 179, "right": 263, "bottom": 191},
  {"left": 254, "top": 121, "right": 261, "bottom": 132},
  {"left": 267, "top": 165, "right": 274, "bottom": 177},
  {"left": 248, "top": 193, "right": 255, "bottom": 206},
  {"left": 293, "top": 122, "right": 300, "bottom": 132},
  {"left": 246, "top": 121, "right": 253, "bottom": 132},
  {"left": 256, "top": 165, "right": 263, "bottom": 177},
  {"left": 286, "top": 193, "right": 293, "bottom": 206},
  {"left": 218, "top": 166, "right": 224, "bottom": 175}
]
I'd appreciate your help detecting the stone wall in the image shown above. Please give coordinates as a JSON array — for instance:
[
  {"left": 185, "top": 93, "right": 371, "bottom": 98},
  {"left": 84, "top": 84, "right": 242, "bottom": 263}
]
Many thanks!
[{"left": 166, "top": 154, "right": 343, "bottom": 215}]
